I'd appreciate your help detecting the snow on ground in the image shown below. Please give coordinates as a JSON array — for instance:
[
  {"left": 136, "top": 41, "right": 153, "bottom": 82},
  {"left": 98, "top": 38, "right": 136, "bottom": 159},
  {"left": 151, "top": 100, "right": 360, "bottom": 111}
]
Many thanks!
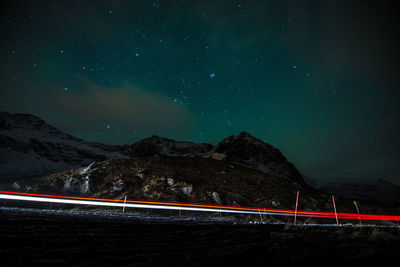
[{"left": 79, "top": 162, "right": 95, "bottom": 175}]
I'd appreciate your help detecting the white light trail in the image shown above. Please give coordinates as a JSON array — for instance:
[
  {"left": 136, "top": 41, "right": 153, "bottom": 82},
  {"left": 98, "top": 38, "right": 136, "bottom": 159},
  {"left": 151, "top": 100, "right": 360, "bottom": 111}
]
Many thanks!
[{"left": 0, "top": 193, "right": 290, "bottom": 216}]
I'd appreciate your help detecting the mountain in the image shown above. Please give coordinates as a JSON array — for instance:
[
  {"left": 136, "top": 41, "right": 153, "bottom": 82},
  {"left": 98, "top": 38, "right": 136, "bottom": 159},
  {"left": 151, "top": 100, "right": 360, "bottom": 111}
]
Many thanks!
[
  {"left": 121, "top": 132, "right": 305, "bottom": 183},
  {"left": 306, "top": 177, "right": 400, "bottom": 207},
  {"left": 215, "top": 132, "right": 304, "bottom": 184},
  {"left": 1, "top": 111, "right": 305, "bottom": 187},
  {"left": 0, "top": 111, "right": 127, "bottom": 183}
]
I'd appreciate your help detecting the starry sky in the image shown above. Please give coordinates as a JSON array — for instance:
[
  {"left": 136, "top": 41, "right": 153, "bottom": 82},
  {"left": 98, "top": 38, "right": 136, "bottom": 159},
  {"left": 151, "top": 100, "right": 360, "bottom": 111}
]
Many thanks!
[{"left": 1, "top": 0, "right": 399, "bottom": 183}]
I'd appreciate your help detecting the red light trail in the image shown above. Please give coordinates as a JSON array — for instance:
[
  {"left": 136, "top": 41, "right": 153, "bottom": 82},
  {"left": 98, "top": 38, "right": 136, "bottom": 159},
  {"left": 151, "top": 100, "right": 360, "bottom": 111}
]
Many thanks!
[{"left": 1, "top": 191, "right": 399, "bottom": 223}]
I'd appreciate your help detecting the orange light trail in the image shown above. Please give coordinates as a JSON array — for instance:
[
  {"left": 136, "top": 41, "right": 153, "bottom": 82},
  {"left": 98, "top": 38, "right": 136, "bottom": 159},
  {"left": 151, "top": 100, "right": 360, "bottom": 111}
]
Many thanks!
[{"left": 1, "top": 191, "right": 399, "bottom": 222}]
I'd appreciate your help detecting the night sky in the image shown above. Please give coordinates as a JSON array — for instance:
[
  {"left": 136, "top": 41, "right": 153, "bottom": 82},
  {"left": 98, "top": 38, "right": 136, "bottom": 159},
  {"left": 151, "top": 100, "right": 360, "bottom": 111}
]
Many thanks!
[{"left": 1, "top": 0, "right": 399, "bottom": 183}]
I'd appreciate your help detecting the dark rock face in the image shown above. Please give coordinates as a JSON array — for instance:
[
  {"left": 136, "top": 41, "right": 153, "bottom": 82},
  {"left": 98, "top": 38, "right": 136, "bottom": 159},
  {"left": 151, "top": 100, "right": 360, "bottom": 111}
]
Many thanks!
[
  {"left": 215, "top": 132, "right": 305, "bottom": 184},
  {"left": 120, "top": 135, "right": 213, "bottom": 157},
  {"left": 0, "top": 135, "right": 31, "bottom": 153}
]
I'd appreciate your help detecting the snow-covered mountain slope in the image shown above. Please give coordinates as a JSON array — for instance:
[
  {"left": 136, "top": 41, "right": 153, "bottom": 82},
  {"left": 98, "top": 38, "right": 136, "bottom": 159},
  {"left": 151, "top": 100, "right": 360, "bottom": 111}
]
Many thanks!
[{"left": 0, "top": 111, "right": 127, "bottom": 182}]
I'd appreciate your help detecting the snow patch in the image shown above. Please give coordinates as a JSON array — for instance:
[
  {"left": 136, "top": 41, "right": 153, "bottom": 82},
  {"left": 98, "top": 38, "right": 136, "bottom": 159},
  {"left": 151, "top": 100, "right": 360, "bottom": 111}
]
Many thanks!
[
  {"left": 81, "top": 175, "right": 91, "bottom": 194},
  {"left": 63, "top": 175, "right": 91, "bottom": 195},
  {"left": 272, "top": 201, "right": 280, "bottom": 208},
  {"left": 63, "top": 177, "right": 77, "bottom": 191},
  {"left": 112, "top": 179, "right": 124, "bottom": 192},
  {"left": 136, "top": 173, "right": 146, "bottom": 180},
  {"left": 210, "top": 152, "right": 226, "bottom": 160},
  {"left": 167, "top": 178, "right": 174, "bottom": 186},
  {"left": 112, "top": 185, "right": 124, "bottom": 192},
  {"left": 181, "top": 185, "right": 193, "bottom": 196},
  {"left": 12, "top": 182, "right": 21, "bottom": 190},
  {"left": 79, "top": 162, "right": 95, "bottom": 175},
  {"left": 208, "top": 191, "right": 222, "bottom": 204},
  {"left": 171, "top": 185, "right": 193, "bottom": 196}
]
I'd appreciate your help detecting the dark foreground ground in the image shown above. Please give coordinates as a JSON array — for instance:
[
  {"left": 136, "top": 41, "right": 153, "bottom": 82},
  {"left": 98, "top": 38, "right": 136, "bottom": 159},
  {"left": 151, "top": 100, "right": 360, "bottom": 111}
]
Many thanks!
[{"left": 1, "top": 206, "right": 400, "bottom": 266}]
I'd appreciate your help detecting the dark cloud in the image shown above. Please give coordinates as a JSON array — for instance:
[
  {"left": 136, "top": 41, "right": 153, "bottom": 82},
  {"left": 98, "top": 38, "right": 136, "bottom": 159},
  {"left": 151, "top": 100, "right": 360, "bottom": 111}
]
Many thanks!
[{"left": 47, "top": 80, "right": 196, "bottom": 140}]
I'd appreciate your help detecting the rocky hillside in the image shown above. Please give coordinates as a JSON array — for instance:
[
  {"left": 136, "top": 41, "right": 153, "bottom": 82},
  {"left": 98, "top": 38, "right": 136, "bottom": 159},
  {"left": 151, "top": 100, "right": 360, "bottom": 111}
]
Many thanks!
[
  {"left": 32, "top": 155, "right": 327, "bottom": 211},
  {"left": 215, "top": 132, "right": 304, "bottom": 184}
]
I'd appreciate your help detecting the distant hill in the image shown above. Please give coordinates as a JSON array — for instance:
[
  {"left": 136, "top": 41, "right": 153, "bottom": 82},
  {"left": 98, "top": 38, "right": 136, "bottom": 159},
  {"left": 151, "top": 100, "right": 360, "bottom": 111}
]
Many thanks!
[{"left": 305, "top": 176, "right": 400, "bottom": 207}]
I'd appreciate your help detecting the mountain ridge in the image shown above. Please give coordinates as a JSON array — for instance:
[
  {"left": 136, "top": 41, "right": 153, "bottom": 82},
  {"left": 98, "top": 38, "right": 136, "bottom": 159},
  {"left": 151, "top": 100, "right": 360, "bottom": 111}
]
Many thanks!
[{"left": 0, "top": 111, "right": 304, "bottom": 185}]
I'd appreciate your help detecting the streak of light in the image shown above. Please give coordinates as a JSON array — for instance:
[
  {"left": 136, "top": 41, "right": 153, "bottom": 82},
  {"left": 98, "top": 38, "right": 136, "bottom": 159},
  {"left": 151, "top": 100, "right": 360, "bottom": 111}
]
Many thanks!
[
  {"left": 1, "top": 191, "right": 400, "bottom": 222},
  {"left": 0, "top": 192, "right": 288, "bottom": 216}
]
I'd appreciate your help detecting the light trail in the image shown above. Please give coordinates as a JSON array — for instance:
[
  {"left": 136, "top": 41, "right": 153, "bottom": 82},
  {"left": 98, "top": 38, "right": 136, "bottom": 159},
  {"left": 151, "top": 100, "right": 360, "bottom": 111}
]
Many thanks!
[
  {"left": 1, "top": 191, "right": 400, "bottom": 222},
  {"left": 0, "top": 191, "right": 290, "bottom": 216}
]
